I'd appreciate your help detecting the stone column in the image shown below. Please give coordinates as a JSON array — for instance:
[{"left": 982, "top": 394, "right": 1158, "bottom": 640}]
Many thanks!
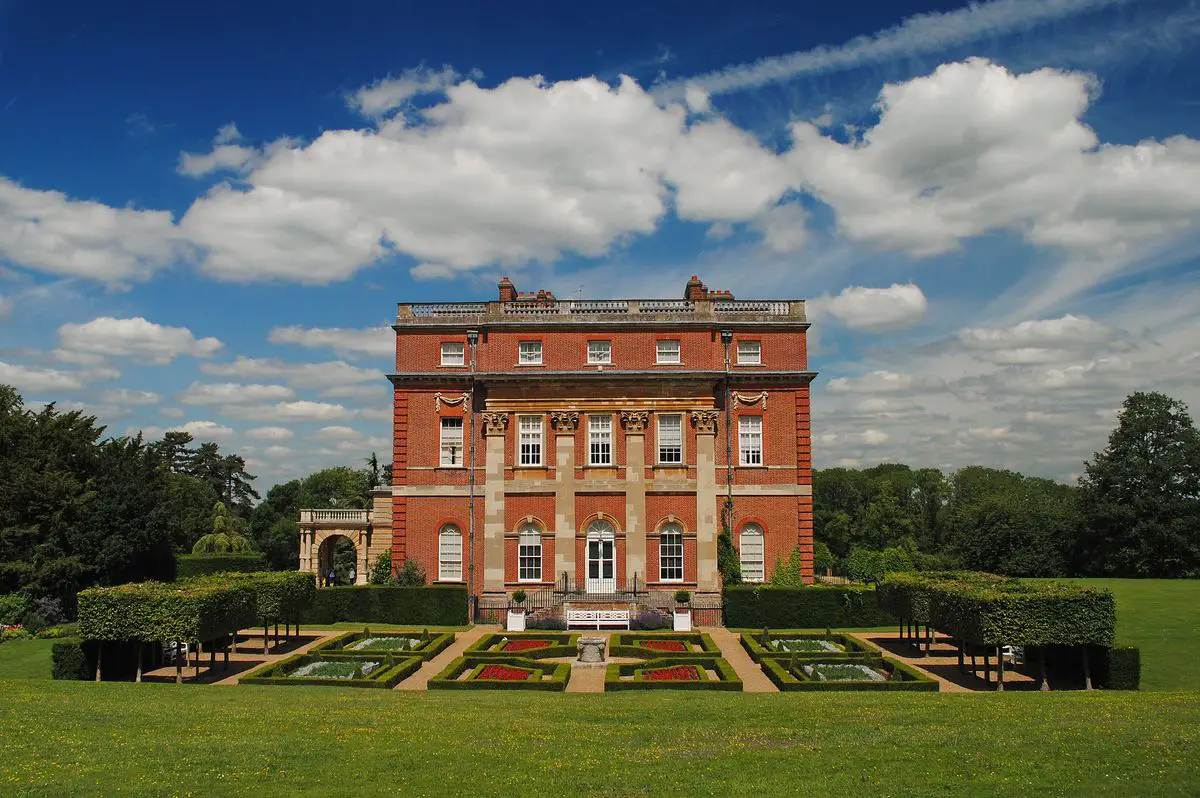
[
  {"left": 692, "top": 410, "right": 720, "bottom": 593},
  {"left": 482, "top": 412, "right": 509, "bottom": 593},
  {"left": 620, "top": 410, "right": 649, "bottom": 588},
  {"left": 550, "top": 412, "right": 579, "bottom": 583}
]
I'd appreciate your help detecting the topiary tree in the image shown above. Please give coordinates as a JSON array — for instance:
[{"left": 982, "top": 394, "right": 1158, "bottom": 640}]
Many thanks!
[
  {"left": 717, "top": 500, "right": 743, "bottom": 587},
  {"left": 192, "top": 502, "right": 253, "bottom": 554},
  {"left": 369, "top": 549, "right": 393, "bottom": 585}
]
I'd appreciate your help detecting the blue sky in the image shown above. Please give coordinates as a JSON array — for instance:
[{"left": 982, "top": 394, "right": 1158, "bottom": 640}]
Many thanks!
[{"left": 2, "top": 0, "right": 1200, "bottom": 489}]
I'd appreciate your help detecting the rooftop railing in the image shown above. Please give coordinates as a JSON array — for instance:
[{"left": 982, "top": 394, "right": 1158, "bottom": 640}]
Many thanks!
[
  {"left": 298, "top": 509, "right": 371, "bottom": 525},
  {"left": 398, "top": 298, "right": 805, "bottom": 323}
]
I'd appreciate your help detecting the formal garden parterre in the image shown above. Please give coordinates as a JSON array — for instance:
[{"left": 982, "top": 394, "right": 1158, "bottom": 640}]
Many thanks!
[
  {"left": 309, "top": 628, "right": 454, "bottom": 660},
  {"left": 240, "top": 651, "right": 422, "bottom": 688},
  {"left": 428, "top": 654, "right": 572, "bottom": 691},
  {"left": 605, "top": 656, "right": 743, "bottom": 691}
]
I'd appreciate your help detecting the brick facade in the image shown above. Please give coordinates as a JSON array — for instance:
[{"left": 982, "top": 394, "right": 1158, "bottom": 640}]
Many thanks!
[{"left": 389, "top": 276, "right": 815, "bottom": 596}]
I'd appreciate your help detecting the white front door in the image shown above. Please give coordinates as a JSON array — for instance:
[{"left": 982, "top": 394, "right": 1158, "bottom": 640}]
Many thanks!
[{"left": 586, "top": 533, "right": 616, "bottom": 593}]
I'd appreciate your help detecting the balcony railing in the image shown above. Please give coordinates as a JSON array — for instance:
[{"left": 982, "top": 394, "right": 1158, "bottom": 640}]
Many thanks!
[
  {"left": 299, "top": 509, "right": 371, "bottom": 525},
  {"left": 399, "top": 298, "right": 804, "bottom": 323}
]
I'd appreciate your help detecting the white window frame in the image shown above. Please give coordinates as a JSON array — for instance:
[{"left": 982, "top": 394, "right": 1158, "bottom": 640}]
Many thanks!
[
  {"left": 659, "top": 523, "right": 684, "bottom": 582},
  {"left": 517, "top": 524, "right": 542, "bottom": 582},
  {"left": 739, "top": 524, "right": 764, "bottom": 582},
  {"left": 439, "top": 341, "right": 465, "bottom": 366},
  {"left": 440, "top": 417, "right": 464, "bottom": 467},
  {"left": 737, "top": 340, "right": 762, "bottom": 365},
  {"left": 518, "top": 415, "right": 543, "bottom": 467},
  {"left": 657, "top": 413, "right": 683, "bottom": 465},
  {"left": 588, "top": 414, "right": 613, "bottom": 466},
  {"left": 518, "top": 340, "right": 543, "bottom": 365},
  {"left": 656, "top": 339, "right": 681, "bottom": 364},
  {"left": 739, "top": 416, "right": 763, "bottom": 466},
  {"left": 587, "top": 340, "right": 612, "bottom": 365},
  {"left": 438, "top": 525, "right": 463, "bottom": 581}
]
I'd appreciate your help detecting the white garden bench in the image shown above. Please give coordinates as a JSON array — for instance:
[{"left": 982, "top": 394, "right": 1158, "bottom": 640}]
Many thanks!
[{"left": 565, "top": 608, "right": 630, "bottom": 630}]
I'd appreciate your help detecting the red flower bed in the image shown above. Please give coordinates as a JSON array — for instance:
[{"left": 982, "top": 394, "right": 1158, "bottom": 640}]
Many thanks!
[
  {"left": 478, "top": 664, "right": 534, "bottom": 681},
  {"left": 501, "top": 639, "right": 551, "bottom": 653},
  {"left": 640, "top": 639, "right": 687, "bottom": 653},
  {"left": 642, "top": 665, "right": 702, "bottom": 681}
]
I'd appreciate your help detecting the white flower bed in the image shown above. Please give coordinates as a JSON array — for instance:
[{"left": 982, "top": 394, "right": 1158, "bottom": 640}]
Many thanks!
[
  {"left": 771, "top": 638, "right": 841, "bottom": 653},
  {"left": 289, "top": 660, "right": 381, "bottom": 679},
  {"left": 801, "top": 662, "right": 886, "bottom": 682},
  {"left": 348, "top": 637, "right": 422, "bottom": 652}
]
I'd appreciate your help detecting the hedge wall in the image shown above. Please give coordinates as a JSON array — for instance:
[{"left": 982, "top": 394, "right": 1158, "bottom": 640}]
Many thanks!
[
  {"left": 77, "top": 580, "right": 257, "bottom": 643},
  {"left": 175, "top": 553, "right": 267, "bottom": 579},
  {"left": 739, "top": 631, "right": 874, "bottom": 663},
  {"left": 299, "top": 585, "right": 468, "bottom": 626},
  {"left": 723, "top": 585, "right": 897, "bottom": 629},
  {"left": 759, "top": 655, "right": 938, "bottom": 692},
  {"left": 312, "top": 630, "right": 455, "bottom": 661},
  {"left": 195, "top": 571, "right": 315, "bottom": 627},
  {"left": 51, "top": 639, "right": 158, "bottom": 681},
  {"left": 1038, "top": 643, "right": 1141, "bottom": 690}
]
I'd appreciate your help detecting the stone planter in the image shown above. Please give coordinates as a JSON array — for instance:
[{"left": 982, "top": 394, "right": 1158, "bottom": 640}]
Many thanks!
[
  {"left": 673, "top": 608, "right": 692, "bottom": 632},
  {"left": 506, "top": 609, "right": 526, "bottom": 632},
  {"left": 577, "top": 636, "right": 607, "bottom": 664}
]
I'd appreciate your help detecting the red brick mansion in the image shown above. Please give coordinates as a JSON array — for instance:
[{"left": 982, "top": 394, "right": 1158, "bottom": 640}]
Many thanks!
[{"left": 380, "top": 275, "right": 815, "bottom": 599}]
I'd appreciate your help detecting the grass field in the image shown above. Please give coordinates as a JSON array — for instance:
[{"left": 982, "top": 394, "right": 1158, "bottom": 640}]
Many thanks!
[
  {"left": 0, "top": 681, "right": 1197, "bottom": 795},
  {"left": 0, "top": 639, "right": 55, "bottom": 679}
]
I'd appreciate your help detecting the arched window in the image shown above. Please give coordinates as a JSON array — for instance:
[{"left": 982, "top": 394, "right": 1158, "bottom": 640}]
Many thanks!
[
  {"left": 585, "top": 519, "right": 616, "bottom": 592},
  {"left": 518, "top": 523, "right": 542, "bottom": 582},
  {"left": 739, "top": 523, "right": 764, "bottom": 582},
  {"left": 659, "top": 522, "right": 684, "bottom": 582},
  {"left": 438, "top": 524, "right": 462, "bottom": 581}
]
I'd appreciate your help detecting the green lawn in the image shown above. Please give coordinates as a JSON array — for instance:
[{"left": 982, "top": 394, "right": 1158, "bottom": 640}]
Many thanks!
[
  {"left": 0, "top": 682, "right": 1196, "bottom": 795},
  {"left": 1044, "top": 578, "right": 1200, "bottom": 691},
  {"left": 0, "top": 639, "right": 56, "bottom": 679}
]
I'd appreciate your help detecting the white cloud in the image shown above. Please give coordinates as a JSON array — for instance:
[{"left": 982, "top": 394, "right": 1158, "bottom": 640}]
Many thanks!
[
  {"left": 786, "top": 59, "right": 1200, "bottom": 274},
  {"left": 245, "top": 426, "right": 295, "bottom": 441},
  {"left": 827, "top": 371, "right": 919, "bottom": 394},
  {"left": 178, "top": 123, "right": 302, "bottom": 178},
  {"left": 955, "top": 314, "right": 1119, "bottom": 364},
  {"left": 349, "top": 64, "right": 463, "bottom": 117},
  {"left": 98, "top": 388, "right": 161, "bottom": 405},
  {"left": 200, "top": 356, "right": 385, "bottom": 388},
  {"left": 665, "top": 0, "right": 1130, "bottom": 97},
  {"left": 819, "top": 283, "right": 928, "bottom": 332},
  {"left": 168, "top": 420, "right": 235, "bottom": 441},
  {"left": 751, "top": 202, "right": 809, "bottom": 254},
  {"left": 314, "top": 425, "right": 359, "bottom": 439},
  {"left": 267, "top": 326, "right": 394, "bottom": 359},
  {"left": 159, "top": 407, "right": 186, "bottom": 418},
  {"left": 221, "top": 400, "right": 357, "bottom": 422},
  {"left": 264, "top": 445, "right": 294, "bottom": 459},
  {"left": 179, "top": 382, "right": 295, "bottom": 405},
  {"left": 0, "top": 177, "right": 182, "bottom": 283},
  {"left": 820, "top": 429, "right": 890, "bottom": 446},
  {"left": 0, "top": 361, "right": 86, "bottom": 392},
  {"left": 57, "top": 317, "right": 223, "bottom": 365}
]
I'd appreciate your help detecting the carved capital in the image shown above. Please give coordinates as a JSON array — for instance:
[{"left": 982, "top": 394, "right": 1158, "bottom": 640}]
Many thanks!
[
  {"left": 619, "top": 410, "right": 650, "bottom": 434},
  {"left": 691, "top": 410, "right": 719, "bottom": 435},
  {"left": 481, "top": 412, "right": 509, "bottom": 436},
  {"left": 549, "top": 411, "right": 579, "bottom": 433}
]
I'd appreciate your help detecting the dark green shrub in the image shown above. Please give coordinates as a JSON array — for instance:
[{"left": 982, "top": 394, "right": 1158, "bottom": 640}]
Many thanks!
[
  {"left": 175, "top": 553, "right": 266, "bottom": 579},
  {"left": 724, "top": 585, "right": 896, "bottom": 628},
  {"left": 50, "top": 638, "right": 153, "bottom": 680},
  {"left": 393, "top": 560, "right": 427, "bottom": 587},
  {"left": 368, "top": 550, "right": 393, "bottom": 585},
  {"left": 0, "top": 593, "right": 29, "bottom": 626},
  {"left": 51, "top": 639, "right": 90, "bottom": 680},
  {"left": 299, "top": 585, "right": 468, "bottom": 626},
  {"left": 1103, "top": 646, "right": 1140, "bottom": 690}
]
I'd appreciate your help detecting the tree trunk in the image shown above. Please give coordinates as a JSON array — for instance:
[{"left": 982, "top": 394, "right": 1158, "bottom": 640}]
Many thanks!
[
  {"left": 958, "top": 640, "right": 965, "bottom": 672},
  {"left": 263, "top": 626, "right": 269, "bottom": 656},
  {"left": 94, "top": 642, "right": 102, "bottom": 683},
  {"left": 274, "top": 623, "right": 279, "bottom": 647},
  {"left": 1039, "top": 648, "right": 1050, "bottom": 691},
  {"left": 996, "top": 646, "right": 1005, "bottom": 691},
  {"left": 926, "top": 625, "right": 934, "bottom": 654},
  {"left": 194, "top": 641, "right": 200, "bottom": 679},
  {"left": 223, "top": 636, "right": 230, "bottom": 672},
  {"left": 175, "top": 641, "right": 182, "bottom": 685},
  {"left": 136, "top": 645, "right": 143, "bottom": 683},
  {"left": 1083, "top": 646, "right": 1093, "bottom": 690},
  {"left": 209, "top": 643, "right": 217, "bottom": 673},
  {"left": 984, "top": 650, "right": 991, "bottom": 685}
]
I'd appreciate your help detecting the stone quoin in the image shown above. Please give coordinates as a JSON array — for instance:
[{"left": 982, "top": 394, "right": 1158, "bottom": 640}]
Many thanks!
[{"left": 383, "top": 275, "right": 817, "bottom": 599}]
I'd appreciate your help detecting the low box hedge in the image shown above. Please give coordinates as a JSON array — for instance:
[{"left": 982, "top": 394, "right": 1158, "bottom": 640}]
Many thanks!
[
  {"left": 605, "top": 656, "right": 742, "bottom": 691},
  {"left": 739, "top": 631, "right": 874, "bottom": 663},
  {"left": 723, "top": 585, "right": 897, "bottom": 629},
  {"left": 299, "top": 585, "right": 468, "bottom": 626},
  {"left": 175, "top": 553, "right": 266, "bottom": 579},
  {"left": 428, "top": 655, "right": 571, "bottom": 691},
  {"left": 240, "top": 651, "right": 422, "bottom": 688},
  {"left": 760, "top": 655, "right": 938, "bottom": 692},
  {"left": 310, "top": 630, "right": 455, "bottom": 661},
  {"left": 465, "top": 632, "right": 580, "bottom": 659},
  {"left": 1101, "top": 646, "right": 1140, "bottom": 690},
  {"left": 607, "top": 632, "right": 721, "bottom": 658}
]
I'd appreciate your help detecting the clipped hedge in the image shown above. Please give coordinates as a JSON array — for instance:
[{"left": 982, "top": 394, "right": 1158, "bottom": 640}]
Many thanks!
[
  {"left": 465, "top": 632, "right": 580, "bottom": 659},
  {"left": 740, "top": 631, "right": 874, "bottom": 663},
  {"left": 311, "top": 630, "right": 455, "bottom": 661},
  {"left": 428, "top": 655, "right": 571, "bottom": 691},
  {"left": 1101, "top": 646, "right": 1141, "bottom": 690},
  {"left": 607, "top": 632, "right": 722, "bottom": 658},
  {"left": 604, "top": 656, "right": 743, "bottom": 691},
  {"left": 50, "top": 639, "right": 157, "bottom": 681},
  {"left": 196, "top": 571, "right": 315, "bottom": 627},
  {"left": 51, "top": 639, "right": 90, "bottom": 680},
  {"left": 240, "top": 651, "right": 422, "bottom": 688},
  {"left": 299, "top": 585, "right": 468, "bottom": 626},
  {"left": 760, "top": 655, "right": 938, "bottom": 692},
  {"left": 77, "top": 580, "right": 257, "bottom": 644},
  {"left": 877, "top": 572, "right": 1116, "bottom": 648},
  {"left": 724, "top": 585, "right": 896, "bottom": 629},
  {"left": 1038, "top": 643, "right": 1142, "bottom": 690},
  {"left": 175, "top": 553, "right": 267, "bottom": 579}
]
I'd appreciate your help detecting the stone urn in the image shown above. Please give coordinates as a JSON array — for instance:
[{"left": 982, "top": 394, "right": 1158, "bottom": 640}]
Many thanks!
[{"left": 576, "top": 636, "right": 607, "bottom": 664}]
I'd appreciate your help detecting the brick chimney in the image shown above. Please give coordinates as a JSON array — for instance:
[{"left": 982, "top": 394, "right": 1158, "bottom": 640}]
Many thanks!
[
  {"left": 498, "top": 276, "right": 517, "bottom": 303},
  {"left": 684, "top": 275, "right": 706, "bottom": 301}
]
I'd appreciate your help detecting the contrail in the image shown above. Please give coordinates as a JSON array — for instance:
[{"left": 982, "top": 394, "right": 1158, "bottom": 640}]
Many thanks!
[{"left": 660, "top": 0, "right": 1136, "bottom": 98}]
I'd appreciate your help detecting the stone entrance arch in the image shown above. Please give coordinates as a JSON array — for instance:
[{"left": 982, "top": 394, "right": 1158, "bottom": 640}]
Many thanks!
[
  {"left": 298, "top": 507, "right": 387, "bottom": 586},
  {"left": 315, "top": 532, "right": 359, "bottom": 585}
]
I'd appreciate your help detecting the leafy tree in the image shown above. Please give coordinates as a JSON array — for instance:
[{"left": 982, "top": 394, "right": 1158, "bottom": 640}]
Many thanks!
[
  {"left": 150, "top": 431, "right": 195, "bottom": 473},
  {"left": 161, "top": 472, "right": 220, "bottom": 553},
  {"left": 717, "top": 500, "right": 742, "bottom": 586},
  {"left": 369, "top": 549, "right": 394, "bottom": 584},
  {"left": 948, "top": 477, "right": 1076, "bottom": 576},
  {"left": 856, "top": 481, "right": 916, "bottom": 550},
  {"left": 769, "top": 547, "right": 805, "bottom": 587},
  {"left": 192, "top": 502, "right": 254, "bottom": 553},
  {"left": 813, "top": 541, "right": 836, "bottom": 575},
  {"left": 1077, "top": 392, "right": 1200, "bottom": 578},
  {"left": 393, "top": 559, "right": 427, "bottom": 586}
]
